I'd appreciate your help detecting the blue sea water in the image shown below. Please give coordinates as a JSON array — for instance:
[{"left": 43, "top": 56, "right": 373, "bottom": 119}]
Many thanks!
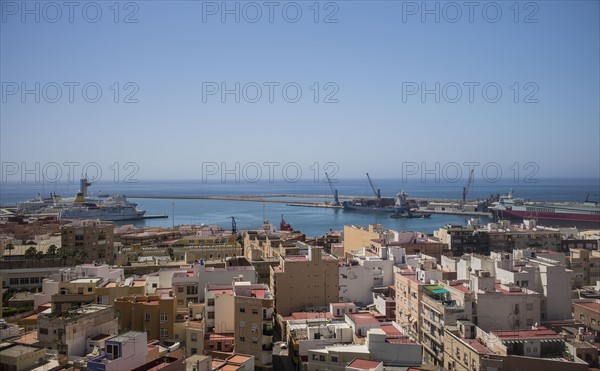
[{"left": 1, "top": 178, "right": 598, "bottom": 236}]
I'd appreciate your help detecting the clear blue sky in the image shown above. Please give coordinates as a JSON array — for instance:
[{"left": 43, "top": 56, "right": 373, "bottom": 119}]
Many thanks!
[{"left": 1, "top": 0, "right": 599, "bottom": 182}]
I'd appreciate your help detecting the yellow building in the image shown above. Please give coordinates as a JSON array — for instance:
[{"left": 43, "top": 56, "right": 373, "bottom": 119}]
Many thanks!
[
  {"left": 343, "top": 225, "right": 383, "bottom": 254},
  {"left": 270, "top": 244, "right": 339, "bottom": 317},
  {"left": 0, "top": 344, "right": 46, "bottom": 371},
  {"left": 61, "top": 220, "right": 115, "bottom": 264},
  {"left": 395, "top": 270, "right": 425, "bottom": 342},
  {"left": 568, "top": 249, "right": 600, "bottom": 288},
  {"left": 233, "top": 283, "right": 274, "bottom": 370},
  {"left": 114, "top": 290, "right": 177, "bottom": 342}
]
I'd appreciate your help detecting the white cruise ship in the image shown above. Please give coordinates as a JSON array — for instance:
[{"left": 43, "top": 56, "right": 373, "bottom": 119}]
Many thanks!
[{"left": 17, "top": 178, "right": 146, "bottom": 221}]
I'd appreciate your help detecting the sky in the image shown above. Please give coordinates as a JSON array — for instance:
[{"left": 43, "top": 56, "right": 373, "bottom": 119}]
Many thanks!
[{"left": 1, "top": 0, "right": 599, "bottom": 183}]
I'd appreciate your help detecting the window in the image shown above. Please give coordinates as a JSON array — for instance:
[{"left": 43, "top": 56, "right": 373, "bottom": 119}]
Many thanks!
[
  {"left": 40, "top": 328, "right": 48, "bottom": 335},
  {"left": 191, "top": 333, "right": 197, "bottom": 341},
  {"left": 160, "top": 313, "right": 168, "bottom": 323},
  {"left": 331, "top": 355, "right": 338, "bottom": 363},
  {"left": 145, "top": 313, "right": 151, "bottom": 321},
  {"left": 239, "top": 336, "right": 245, "bottom": 342},
  {"left": 106, "top": 344, "right": 121, "bottom": 359},
  {"left": 207, "top": 299, "right": 215, "bottom": 306},
  {"left": 319, "top": 355, "right": 325, "bottom": 362},
  {"left": 178, "top": 287, "right": 184, "bottom": 293},
  {"left": 160, "top": 328, "right": 168, "bottom": 338},
  {"left": 207, "top": 312, "right": 214, "bottom": 319},
  {"left": 191, "top": 348, "right": 197, "bottom": 355},
  {"left": 252, "top": 308, "right": 258, "bottom": 314},
  {"left": 152, "top": 283, "right": 158, "bottom": 288},
  {"left": 240, "top": 307, "right": 245, "bottom": 313}
]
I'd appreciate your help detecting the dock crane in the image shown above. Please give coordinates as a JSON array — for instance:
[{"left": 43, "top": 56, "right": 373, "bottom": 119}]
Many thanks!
[
  {"left": 325, "top": 172, "right": 339, "bottom": 205},
  {"left": 462, "top": 169, "right": 475, "bottom": 203},
  {"left": 460, "top": 169, "right": 475, "bottom": 208},
  {"left": 366, "top": 173, "right": 381, "bottom": 199},
  {"left": 228, "top": 216, "right": 242, "bottom": 256}
]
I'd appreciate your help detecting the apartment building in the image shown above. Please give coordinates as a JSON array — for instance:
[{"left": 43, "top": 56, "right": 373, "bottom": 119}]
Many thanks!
[
  {"left": 113, "top": 290, "right": 177, "bottom": 342},
  {"left": 61, "top": 220, "right": 115, "bottom": 264},
  {"left": 37, "top": 304, "right": 118, "bottom": 358},
  {"left": 270, "top": 244, "right": 339, "bottom": 316},
  {"left": 568, "top": 248, "right": 600, "bottom": 288}
]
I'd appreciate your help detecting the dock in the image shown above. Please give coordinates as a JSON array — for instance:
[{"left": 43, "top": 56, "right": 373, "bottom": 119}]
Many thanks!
[
  {"left": 287, "top": 203, "right": 343, "bottom": 209},
  {"left": 417, "top": 208, "right": 491, "bottom": 217},
  {"left": 143, "top": 214, "right": 169, "bottom": 219}
]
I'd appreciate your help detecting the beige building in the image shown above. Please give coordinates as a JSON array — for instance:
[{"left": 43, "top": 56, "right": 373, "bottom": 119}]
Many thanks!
[
  {"left": 233, "top": 282, "right": 274, "bottom": 369},
  {"left": 443, "top": 322, "right": 589, "bottom": 371},
  {"left": 0, "top": 344, "right": 46, "bottom": 371},
  {"left": 114, "top": 290, "right": 178, "bottom": 342},
  {"left": 568, "top": 248, "right": 600, "bottom": 288},
  {"left": 37, "top": 304, "right": 118, "bottom": 358},
  {"left": 270, "top": 244, "right": 339, "bottom": 317},
  {"left": 343, "top": 225, "right": 384, "bottom": 254},
  {"left": 61, "top": 220, "right": 115, "bottom": 264},
  {"left": 395, "top": 270, "right": 425, "bottom": 341},
  {"left": 185, "top": 303, "right": 205, "bottom": 357},
  {"left": 573, "top": 299, "right": 600, "bottom": 334},
  {"left": 420, "top": 283, "right": 473, "bottom": 366},
  {"left": 204, "top": 281, "right": 274, "bottom": 369}
]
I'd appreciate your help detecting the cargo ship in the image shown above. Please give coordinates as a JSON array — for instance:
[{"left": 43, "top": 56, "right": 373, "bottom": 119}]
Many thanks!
[
  {"left": 343, "top": 173, "right": 418, "bottom": 213},
  {"left": 488, "top": 191, "right": 600, "bottom": 225}
]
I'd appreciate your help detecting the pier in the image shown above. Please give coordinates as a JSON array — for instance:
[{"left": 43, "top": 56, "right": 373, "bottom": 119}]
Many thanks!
[{"left": 143, "top": 214, "right": 169, "bottom": 219}]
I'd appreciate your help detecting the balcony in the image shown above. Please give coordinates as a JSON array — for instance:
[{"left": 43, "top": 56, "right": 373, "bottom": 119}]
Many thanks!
[
  {"left": 262, "top": 343, "right": 273, "bottom": 351},
  {"left": 263, "top": 329, "right": 273, "bottom": 336}
]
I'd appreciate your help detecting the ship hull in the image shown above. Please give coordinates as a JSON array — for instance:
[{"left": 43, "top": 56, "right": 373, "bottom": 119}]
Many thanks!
[
  {"left": 343, "top": 204, "right": 398, "bottom": 213},
  {"left": 492, "top": 209, "right": 600, "bottom": 225},
  {"left": 59, "top": 212, "right": 146, "bottom": 221}
]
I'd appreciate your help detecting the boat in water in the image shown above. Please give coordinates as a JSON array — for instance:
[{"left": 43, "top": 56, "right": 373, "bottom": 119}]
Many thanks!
[
  {"left": 17, "top": 177, "right": 146, "bottom": 221},
  {"left": 390, "top": 210, "right": 431, "bottom": 219},
  {"left": 488, "top": 190, "right": 600, "bottom": 226},
  {"left": 343, "top": 173, "right": 419, "bottom": 213},
  {"left": 58, "top": 194, "right": 146, "bottom": 221}
]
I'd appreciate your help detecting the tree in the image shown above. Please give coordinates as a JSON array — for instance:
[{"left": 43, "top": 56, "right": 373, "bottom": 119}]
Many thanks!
[
  {"left": 47, "top": 244, "right": 57, "bottom": 258},
  {"left": 57, "top": 247, "right": 70, "bottom": 266},
  {"left": 5, "top": 243, "right": 14, "bottom": 258},
  {"left": 75, "top": 250, "right": 88, "bottom": 265},
  {"left": 24, "top": 246, "right": 37, "bottom": 267},
  {"left": 36, "top": 250, "right": 45, "bottom": 267}
]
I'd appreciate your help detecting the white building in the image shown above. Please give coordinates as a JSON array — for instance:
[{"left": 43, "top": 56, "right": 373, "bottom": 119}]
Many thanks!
[
  {"left": 37, "top": 304, "right": 118, "bottom": 358},
  {"left": 307, "top": 327, "right": 422, "bottom": 370},
  {"left": 158, "top": 257, "right": 257, "bottom": 303},
  {"left": 87, "top": 331, "right": 148, "bottom": 371},
  {"left": 339, "top": 250, "right": 394, "bottom": 305},
  {"left": 33, "top": 264, "right": 124, "bottom": 309}
]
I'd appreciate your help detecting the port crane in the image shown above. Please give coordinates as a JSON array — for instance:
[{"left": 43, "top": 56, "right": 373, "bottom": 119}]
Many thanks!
[
  {"left": 366, "top": 173, "right": 381, "bottom": 199},
  {"left": 325, "top": 172, "right": 339, "bottom": 205},
  {"left": 228, "top": 216, "right": 242, "bottom": 256},
  {"left": 462, "top": 169, "right": 475, "bottom": 202}
]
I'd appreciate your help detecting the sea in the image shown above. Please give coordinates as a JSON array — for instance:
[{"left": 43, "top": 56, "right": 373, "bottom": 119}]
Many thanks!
[{"left": 1, "top": 178, "right": 598, "bottom": 236}]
